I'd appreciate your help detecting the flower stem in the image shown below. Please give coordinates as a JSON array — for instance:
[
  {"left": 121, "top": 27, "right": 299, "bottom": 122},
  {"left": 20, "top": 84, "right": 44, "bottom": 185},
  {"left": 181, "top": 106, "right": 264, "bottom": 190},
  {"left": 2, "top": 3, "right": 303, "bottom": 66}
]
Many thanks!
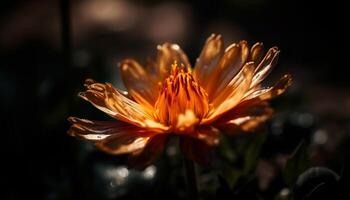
[{"left": 184, "top": 157, "right": 199, "bottom": 200}]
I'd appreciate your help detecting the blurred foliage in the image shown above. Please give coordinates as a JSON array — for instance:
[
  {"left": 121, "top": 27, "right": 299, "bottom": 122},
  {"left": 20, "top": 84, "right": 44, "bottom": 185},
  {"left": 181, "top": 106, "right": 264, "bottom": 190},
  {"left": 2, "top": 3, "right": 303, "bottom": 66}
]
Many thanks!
[
  {"left": 218, "top": 133, "right": 267, "bottom": 188},
  {"left": 215, "top": 132, "right": 266, "bottom": 200},
  {"left": 293, "top": 167, "right": 342, "bottom": 200},
  {"left": 283, "top": 141, "right": 311, "bottom": 187}
]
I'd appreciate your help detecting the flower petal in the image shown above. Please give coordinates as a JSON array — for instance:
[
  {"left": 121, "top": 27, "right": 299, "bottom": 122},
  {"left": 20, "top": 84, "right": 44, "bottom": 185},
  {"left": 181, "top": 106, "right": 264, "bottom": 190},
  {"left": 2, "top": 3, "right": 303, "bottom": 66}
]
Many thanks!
[
  {"left": 195, "top": 40, "right": 249, "bottom": 101},
  {"left": 67, "top": 117, "right": 131, "bottom": 141},
  {"left": 154, "top": 43, "right": 191, "bottom": 81},
  {"left": 209, "top": 41, "right": 249, "bottom": 98},
  {"left": 79, "top": 79, "right": 169, "bottom": 132},
  {"left": 67, "top": 117, "right": 161, "bottom": 156},
  {"left": 193, "top": 34, "right": 224, "bottom": 91},
  {"left": 128, "top": 134, "right": 168, "bottom": 169},
  {"left": 189, "top": 126, "right": 220, "bottom": 146},
  {"left": 244, "top": 74, "right": 292, "bottom": 101},
  {"left": 120, "top": 59, "right": 159, "bottom": 109},
  {"left": 202, "top": 62, "right": 254, "bottom": 124},
  {"left": 95, "top": 128, "right": 158, "bottom": 155},
  {"left": 212, "top": 74, "right": 292, "bottom": 134},
  {"left": 249, "top": 42, "right": 264, "bottom": 65},
  {"left": 214, "top": 101, "right": 273, "bottom": 135},
  {"left": 229, "top": 115, "right": 271, "bottom": 132},
  {"left": 216, "top": 101, "right": 273, "bottom": 122},
  {"left": 217, "top": 116, "right": 270, "bottom": 136},
  {"left": 250, "top": 47, "right": 280, "bottom": 88}
]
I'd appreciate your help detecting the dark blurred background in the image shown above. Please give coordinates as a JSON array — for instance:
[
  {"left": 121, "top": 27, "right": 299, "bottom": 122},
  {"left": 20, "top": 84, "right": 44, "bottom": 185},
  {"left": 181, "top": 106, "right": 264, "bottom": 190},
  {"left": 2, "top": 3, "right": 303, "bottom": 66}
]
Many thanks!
[{"left": 1, "top": 0, "right": 349, "bottom": 199}]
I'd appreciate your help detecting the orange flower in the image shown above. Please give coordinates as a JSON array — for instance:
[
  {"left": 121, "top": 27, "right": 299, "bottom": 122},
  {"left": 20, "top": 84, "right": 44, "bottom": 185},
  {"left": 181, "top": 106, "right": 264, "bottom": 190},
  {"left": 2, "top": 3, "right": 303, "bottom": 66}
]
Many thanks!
[{"left": 68, "top": 34, "right": 292, "bottom": 167}]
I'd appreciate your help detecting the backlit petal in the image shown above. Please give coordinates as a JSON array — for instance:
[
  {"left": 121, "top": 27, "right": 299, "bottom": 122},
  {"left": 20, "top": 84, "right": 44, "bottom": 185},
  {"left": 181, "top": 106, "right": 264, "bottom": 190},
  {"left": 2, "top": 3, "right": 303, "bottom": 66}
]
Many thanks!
[
  {"left": 249, "top": 42, "right": 264, "bottom": 65},
  {"left": 217, "top": 115, "right": 270, "bottom": 135},
  {"left": 216, "top": 101, "right": 273, "bottom": 122},
  {"left": 95, "top": 128, "right": 158, "bottom": 155},
  {"left": 211, "top": 75, "right": 291, "bottom": 134},
  {"left": 208, "top": 41, "right": 249, "bottom": 99},
  {"left": 128, "top": 135, "right": 168, "bottom": 169},
  {"left": 250, "top": 47, "right": 280, "bottom": 88},
  {"left": 154, "top": 43, "right": 191, "bottom": 81},
  {"left": 67, "top": 117, "right": 161, "bottom": 155},
  {"left": 202, "top": 62, "right": 254, "bottom": 124},
  {"left": 120, "top": 59, "right": 158, "bottom": 109},
  {"left": 190, "top": 126, "right": 220, "bottom": 146},
  {"left": 79, "top": 79, "right": 169, "bottom": 132},
  {"left": 244, "top": 74, "right": 292, "bottom": 101},
  {"left": 67, "top": 117, "right": 131, "bottom": 141},
  {"left": 193, "top": 34, "right": 224, "bottom": 91},
  {"left": 214, "top": 101, "right": 273, "bottom": 135}
]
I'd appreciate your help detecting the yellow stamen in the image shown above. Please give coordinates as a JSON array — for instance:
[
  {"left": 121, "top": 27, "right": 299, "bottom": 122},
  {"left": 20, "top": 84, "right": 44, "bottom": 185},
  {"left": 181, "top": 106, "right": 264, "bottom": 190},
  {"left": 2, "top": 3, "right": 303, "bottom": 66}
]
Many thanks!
[{"left": 154, "top": 62, "right": 209, "bottom": 133}]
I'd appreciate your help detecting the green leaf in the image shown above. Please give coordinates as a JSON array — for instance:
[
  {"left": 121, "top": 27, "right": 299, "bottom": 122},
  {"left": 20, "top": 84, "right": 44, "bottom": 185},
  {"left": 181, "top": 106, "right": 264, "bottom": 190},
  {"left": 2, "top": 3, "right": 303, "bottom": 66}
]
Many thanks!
[
  {"left": 243, "top": 132, "right": 267, "bottom": 175},
  {"left": 218, "top": 135, "right": 238, "bottom": 164},
  {"left": 222, "top": 167, "right": 242, "bottom": 188},
  {"left": 283, "top": 140, "right": 311, "bottom": 187},
  {"left": 218, "top": 133, "right": 266, "bottom": 189}
]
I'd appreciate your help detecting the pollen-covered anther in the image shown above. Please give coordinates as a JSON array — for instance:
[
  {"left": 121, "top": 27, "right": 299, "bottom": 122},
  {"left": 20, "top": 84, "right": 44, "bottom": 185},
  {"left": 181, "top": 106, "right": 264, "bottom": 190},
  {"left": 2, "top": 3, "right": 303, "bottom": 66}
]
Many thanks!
[{"left": 154, "top": 62, "right": 209, "bottom": 133}]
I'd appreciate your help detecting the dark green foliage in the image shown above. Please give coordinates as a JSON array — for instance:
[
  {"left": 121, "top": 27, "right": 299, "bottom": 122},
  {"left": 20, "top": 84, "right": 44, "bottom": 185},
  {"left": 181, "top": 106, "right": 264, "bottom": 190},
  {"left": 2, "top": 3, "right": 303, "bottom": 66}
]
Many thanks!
[{"left": 283, "top": 141, "right": 311, "bottom": 187}]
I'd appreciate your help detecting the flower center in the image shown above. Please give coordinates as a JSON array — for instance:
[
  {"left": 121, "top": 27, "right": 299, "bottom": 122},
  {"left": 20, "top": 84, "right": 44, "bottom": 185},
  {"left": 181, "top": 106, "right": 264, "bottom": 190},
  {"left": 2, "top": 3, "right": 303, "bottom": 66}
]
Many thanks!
[{"left": 154, "top": 62, "right": 209, "bottom": 133}]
